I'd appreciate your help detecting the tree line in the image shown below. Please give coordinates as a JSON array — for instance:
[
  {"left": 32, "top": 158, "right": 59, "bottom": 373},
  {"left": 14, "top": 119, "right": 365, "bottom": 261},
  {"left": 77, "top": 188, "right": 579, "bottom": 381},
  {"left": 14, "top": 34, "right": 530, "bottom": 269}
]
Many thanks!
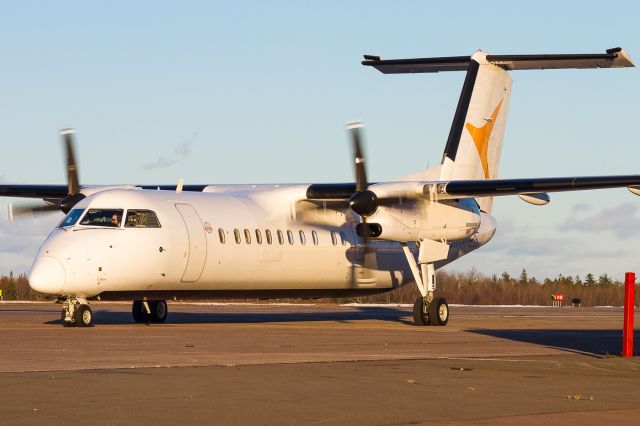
[
  {"left": 1, "top": 268, "right": 637, "bottom": 306},
  {"left": 340, "top": 269, "right": 638, "bottom": 306}
]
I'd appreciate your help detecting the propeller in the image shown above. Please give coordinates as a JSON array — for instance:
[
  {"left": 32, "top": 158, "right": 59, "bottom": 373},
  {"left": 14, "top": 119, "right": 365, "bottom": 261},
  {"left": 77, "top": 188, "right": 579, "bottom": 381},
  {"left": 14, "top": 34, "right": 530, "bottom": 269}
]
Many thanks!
[
  {"left": 7, "top": 128, "right": 85, "bottom": 221},
  {"left": 346, "top": 122, "right": 381, "bottom": 283},
  {"left": 59, "top": 128, "right": 85, "bottom": 213},
  {"left": 346, "top": 122, "right": 382, "bottom": 239}
]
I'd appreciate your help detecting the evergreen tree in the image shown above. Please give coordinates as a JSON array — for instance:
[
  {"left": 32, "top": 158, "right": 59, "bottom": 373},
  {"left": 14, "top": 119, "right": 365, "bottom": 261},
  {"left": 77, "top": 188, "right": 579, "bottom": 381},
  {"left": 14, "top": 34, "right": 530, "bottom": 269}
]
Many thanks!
[
  {"left": 585, "top": 273, "right": 596, "bottom": 286},
  {"left": 519, "top": 269, "right": 529, "bottom": 285},
  {"left": 1, "top": 271, "right": 17, "bottom": 300},
  {"left": 598, "top": 273, "right": 612, "bottom": 286}
]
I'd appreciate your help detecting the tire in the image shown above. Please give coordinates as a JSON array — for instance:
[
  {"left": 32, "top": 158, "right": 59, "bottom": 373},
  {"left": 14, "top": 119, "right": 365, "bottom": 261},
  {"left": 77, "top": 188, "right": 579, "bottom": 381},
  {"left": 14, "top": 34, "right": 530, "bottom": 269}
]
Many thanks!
[
  {"left": 412, "top": 298, "right": 430, "bottom": 326},
  {"left": 150, "top": 300, "right": 168, "bottom": 323},
  {"left": 74, "top": 305, "right": 94, "bottom": 327},
  {"left": 428, "top": 297, "right": 449, "bottom": 326},
  {"left": 132, "top": 300, "right": 147, "bottom": 323}
]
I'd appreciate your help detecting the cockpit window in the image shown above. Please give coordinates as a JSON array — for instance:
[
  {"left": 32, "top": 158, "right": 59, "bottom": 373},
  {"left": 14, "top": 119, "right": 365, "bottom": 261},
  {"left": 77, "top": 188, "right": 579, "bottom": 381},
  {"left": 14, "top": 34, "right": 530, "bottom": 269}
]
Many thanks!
[
  {"left": 125, "top": 210, "right": 161, "bottom": 228},
  {"left": 80, "top": 209, "right": 124, "bottom": 227},
  {"left": 58, "top": 208, "right": 85, "bottom": 228}
]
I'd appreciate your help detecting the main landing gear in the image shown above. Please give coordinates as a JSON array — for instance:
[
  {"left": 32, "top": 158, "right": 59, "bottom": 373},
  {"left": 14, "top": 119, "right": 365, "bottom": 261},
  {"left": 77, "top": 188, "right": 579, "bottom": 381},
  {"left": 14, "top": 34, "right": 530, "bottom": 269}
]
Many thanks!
[
  {"left": 413, "top": 296, "right": 449, "bottom": 326},
  {"left": 401, "top": 241, "right": 450, "bottom": 327},
  {"left": 132, "top": 300, "right": 168, "bottom": 323},
  {"left": 60, "top": 297, "right": 93, "bottom": 327}
]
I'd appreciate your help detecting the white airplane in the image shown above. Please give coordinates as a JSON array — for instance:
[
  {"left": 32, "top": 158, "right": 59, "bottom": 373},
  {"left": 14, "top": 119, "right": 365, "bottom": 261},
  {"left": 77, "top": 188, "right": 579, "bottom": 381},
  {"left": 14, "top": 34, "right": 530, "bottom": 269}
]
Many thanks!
[{"left": 1, "top": 48, "right": 637, "bottom": 328}]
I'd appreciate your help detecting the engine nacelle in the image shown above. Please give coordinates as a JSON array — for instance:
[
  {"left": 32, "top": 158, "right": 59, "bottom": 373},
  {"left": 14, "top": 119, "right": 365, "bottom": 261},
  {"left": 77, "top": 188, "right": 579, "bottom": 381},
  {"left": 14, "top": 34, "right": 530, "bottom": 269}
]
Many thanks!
[{"left": 368, "top": 199, "right": 481, "bottom": 243}]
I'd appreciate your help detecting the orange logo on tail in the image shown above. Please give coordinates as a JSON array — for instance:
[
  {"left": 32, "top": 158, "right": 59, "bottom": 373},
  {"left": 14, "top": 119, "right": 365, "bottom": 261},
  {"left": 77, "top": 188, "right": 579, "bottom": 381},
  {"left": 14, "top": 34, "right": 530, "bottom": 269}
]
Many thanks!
[{"left": 465, "top": 99, "right": 503, "bottom": 179}]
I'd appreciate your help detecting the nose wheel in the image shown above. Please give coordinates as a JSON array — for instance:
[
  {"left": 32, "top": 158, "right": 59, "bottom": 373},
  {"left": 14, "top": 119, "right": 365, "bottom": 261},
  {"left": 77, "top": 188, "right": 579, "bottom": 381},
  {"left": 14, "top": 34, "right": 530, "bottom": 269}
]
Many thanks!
[
  {"left": 60, "top": 298, "right": 93, "bottom": 327},
  {"left": 132, "top": 300, "right": 168, "bottom": 323}
]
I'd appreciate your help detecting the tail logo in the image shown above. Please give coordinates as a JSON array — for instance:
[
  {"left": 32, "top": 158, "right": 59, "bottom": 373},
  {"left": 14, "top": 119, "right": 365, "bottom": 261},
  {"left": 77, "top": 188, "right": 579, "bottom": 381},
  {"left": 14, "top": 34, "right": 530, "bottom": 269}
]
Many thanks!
[{"left": 465, "top": 99, "right": 503, "bottom": 179}]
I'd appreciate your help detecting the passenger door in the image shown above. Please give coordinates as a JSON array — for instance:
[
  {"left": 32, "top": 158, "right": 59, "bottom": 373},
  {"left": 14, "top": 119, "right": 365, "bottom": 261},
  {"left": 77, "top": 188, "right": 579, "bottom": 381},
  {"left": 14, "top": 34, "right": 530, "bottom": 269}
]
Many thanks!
[{"left": 175, "top": 203, "right": 207, "bottom": 283}]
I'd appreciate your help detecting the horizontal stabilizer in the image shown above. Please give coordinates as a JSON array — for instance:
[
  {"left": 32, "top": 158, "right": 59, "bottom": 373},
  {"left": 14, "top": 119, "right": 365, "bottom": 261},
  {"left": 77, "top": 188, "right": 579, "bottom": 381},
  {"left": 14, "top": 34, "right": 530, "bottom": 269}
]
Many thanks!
[{"left": 362, "top": 48, "right": 634, "bottom": 74}]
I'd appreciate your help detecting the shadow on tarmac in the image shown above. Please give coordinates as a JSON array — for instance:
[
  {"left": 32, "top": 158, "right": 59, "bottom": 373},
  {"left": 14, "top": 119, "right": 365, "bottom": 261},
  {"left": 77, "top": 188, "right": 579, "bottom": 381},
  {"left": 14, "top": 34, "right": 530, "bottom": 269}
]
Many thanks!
[
  {"left": 468, "top": 329, "right": 637, "bottom": 357},
  {"left": 48, "top": 306, "right": 414, "bottom": 326},
  {"left": 42, "top": 307, "right": 636, "bottom": 357}
]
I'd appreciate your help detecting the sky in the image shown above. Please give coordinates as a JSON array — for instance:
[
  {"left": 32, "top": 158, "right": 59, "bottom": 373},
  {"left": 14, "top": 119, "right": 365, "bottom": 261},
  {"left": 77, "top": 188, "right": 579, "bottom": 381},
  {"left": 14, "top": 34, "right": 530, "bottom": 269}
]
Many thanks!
[{"left": 1, "top": 1, "right": 639, "bottom": 281}]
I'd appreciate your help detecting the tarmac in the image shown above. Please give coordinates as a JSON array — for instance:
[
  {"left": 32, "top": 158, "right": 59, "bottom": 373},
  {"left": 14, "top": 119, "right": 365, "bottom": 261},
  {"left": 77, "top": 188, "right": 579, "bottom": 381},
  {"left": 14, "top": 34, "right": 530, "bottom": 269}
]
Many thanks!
[{"left": 0, "top": 302, "right": 639, "bottom": 425}]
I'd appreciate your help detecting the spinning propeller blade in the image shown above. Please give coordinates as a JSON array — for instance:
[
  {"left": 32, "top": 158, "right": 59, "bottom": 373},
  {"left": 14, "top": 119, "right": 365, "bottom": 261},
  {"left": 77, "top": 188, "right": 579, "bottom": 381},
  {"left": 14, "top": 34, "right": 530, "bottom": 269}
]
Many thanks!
[
  {"left": 7, "top": 128, "right": 85, "bottom": 220},
  {"left": 346, "top": 122, "right": 379, "bottom": 281}
]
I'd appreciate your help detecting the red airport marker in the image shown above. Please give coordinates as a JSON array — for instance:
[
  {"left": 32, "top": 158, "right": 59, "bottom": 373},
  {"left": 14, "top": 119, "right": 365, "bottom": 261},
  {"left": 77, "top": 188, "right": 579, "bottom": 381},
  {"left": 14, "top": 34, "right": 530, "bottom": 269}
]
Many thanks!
[{"left": 622, "top": 272, "right": 635, "bottom": 357}]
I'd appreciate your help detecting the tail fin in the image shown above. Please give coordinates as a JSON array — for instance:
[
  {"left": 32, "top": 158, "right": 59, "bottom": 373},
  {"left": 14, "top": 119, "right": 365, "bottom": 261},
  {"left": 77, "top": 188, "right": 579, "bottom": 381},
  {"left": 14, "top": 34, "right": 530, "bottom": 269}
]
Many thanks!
[
  {"left": 440, "top": 51, "right": 511, "bottom": 186},
  {"left": 363, "top": 48, "right": 634, "bottom": 213},
  {"left": 439, "top": 52, "right": 511, "bottom": 212}
]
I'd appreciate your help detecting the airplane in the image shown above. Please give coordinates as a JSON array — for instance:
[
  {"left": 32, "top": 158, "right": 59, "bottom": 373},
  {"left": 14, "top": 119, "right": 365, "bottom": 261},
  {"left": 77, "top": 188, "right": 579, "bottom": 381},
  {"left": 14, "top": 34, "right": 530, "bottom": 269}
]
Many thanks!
[{"left": 1, "top": 47, "right": 637, "bottom": 328}]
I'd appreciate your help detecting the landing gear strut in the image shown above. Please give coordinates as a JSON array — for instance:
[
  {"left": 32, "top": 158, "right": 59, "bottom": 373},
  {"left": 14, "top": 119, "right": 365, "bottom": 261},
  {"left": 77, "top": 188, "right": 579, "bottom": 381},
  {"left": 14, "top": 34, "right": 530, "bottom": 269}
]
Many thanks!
[
  {"left": 132, "top": 300, "right": 168, "bottom": 323},
  {"left": 402, "top": 241, "right": 450, "bottom": 327},
  {"left": 60, "top": 297, "right": 93, "bottom": 327}
]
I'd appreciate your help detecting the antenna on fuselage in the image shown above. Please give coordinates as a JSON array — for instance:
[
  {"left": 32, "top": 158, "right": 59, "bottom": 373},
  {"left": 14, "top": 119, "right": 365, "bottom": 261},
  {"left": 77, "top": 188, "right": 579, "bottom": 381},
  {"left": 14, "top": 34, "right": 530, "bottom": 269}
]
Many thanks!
[{"left": 176, "top": 178, "right": 184, "bottom": 193}]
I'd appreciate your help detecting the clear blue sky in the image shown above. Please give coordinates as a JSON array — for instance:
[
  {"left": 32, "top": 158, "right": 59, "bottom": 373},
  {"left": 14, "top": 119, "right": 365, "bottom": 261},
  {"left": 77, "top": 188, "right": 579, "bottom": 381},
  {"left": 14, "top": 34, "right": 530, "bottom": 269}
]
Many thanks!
[{"left": 1, "top": 1, "right": 639, "bottom": 280}]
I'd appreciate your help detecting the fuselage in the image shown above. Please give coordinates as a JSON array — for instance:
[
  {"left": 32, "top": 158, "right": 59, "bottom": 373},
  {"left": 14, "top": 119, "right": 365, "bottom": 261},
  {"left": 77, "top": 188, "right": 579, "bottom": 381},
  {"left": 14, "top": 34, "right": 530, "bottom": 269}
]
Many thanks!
[{"left": 28, "top": 185, "right": 496, "bottom": 300}]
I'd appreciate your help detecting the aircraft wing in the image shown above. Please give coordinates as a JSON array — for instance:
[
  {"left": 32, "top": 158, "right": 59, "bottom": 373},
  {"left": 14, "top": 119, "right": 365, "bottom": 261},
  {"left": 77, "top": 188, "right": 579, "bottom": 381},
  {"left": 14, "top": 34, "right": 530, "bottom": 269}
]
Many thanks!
[
  {"left": 306, "top": 174, "right": 640, "bottom": 202},
  {"left": 0, "top": 185, "right": 68, "bottom": 199},
  {"left": 0, "top": 184, "right": 211, "bottom": 199},
  {"left": 435, "top": 175, "right": 640, "bottom": 198}
]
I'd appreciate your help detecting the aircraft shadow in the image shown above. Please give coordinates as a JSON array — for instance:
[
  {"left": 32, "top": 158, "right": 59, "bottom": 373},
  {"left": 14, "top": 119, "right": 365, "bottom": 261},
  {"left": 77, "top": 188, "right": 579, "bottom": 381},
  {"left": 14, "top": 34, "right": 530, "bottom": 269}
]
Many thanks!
[
  {"left": 468, "top": 329, "right": 636, "bottom": 357},
  {"left": 47, "top": 306, "right": 414, "bottom": 326}
]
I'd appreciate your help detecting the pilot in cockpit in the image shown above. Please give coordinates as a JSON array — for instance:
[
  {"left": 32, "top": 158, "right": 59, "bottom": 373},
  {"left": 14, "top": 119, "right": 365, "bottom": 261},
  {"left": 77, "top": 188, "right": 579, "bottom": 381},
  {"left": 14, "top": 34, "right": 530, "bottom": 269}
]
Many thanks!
[{"left": 111, "top": 213, "right": 121, "bottom": 227}]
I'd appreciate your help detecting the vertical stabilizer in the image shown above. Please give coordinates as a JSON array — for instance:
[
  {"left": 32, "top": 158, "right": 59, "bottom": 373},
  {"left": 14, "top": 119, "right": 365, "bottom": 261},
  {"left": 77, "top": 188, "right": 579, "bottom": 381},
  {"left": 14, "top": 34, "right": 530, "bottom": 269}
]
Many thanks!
[{"left": 439, "top": 51, "right": 512, "bottom": 213}]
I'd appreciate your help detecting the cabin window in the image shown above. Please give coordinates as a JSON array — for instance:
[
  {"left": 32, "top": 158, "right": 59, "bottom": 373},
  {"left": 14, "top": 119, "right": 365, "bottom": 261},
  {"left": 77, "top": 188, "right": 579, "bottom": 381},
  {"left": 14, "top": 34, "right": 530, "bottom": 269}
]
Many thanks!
[
  {"left": 58, "top": 208, "right": 84, "bottom": 228},
  {"left": 299, "top": 230, "right": 306, "bottom": 245},
  {"left": 312, "top": 230, "right": 318, "bottom": 246},
  {"left": 234, "top": 229, "right": 241, "bottom": 244},
  {"left": 124, "top": 210, "right": 161, "bottom": 228},
  {"left": 287, "top": 230, "right": 294, "bottom": 245},
  {"left": 218, "top": 228, "right": 226, "bottom": 244},
  {"left": 330, "top": 231, "right": 337, "bottom": 246},
  {"left": 339, "top": 231, "right": 347, "bottom": 246},
  {"left": 277, "top": 230, "right": 284, "bottom": 245},
  {"left": 80, "top": 209, "right": 124, "bottom": 228},
  {"left": 244, "top": 229, "right": 251, "bottom": 244},
  {"left": 255, "top": 229, "right": 263, "bottom": 244},
  {"left": 265, "top": 229, "right": 273, "bottom": 245}
]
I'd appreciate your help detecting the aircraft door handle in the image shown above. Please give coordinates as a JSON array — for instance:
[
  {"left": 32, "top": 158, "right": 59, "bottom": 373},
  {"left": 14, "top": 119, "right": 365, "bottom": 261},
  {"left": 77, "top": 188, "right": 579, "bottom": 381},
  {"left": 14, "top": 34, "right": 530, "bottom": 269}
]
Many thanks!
[{"left": 159, "top": 246, "right": 165, "bottom": 253}]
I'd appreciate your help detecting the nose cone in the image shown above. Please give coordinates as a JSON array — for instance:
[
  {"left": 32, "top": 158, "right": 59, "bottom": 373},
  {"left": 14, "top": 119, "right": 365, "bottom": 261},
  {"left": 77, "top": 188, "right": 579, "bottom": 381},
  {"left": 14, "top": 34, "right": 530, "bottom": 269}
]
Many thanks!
[{"left": 29, "top": 256, "right": 66, "bottom": 294}]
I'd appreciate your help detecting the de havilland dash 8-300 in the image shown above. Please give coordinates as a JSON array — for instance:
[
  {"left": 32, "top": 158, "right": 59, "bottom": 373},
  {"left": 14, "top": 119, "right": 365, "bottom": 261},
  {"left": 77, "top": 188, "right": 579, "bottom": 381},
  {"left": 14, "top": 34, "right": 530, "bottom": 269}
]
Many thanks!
[{"left": 1, "top": 47, "right": 637, "bottom": 327}]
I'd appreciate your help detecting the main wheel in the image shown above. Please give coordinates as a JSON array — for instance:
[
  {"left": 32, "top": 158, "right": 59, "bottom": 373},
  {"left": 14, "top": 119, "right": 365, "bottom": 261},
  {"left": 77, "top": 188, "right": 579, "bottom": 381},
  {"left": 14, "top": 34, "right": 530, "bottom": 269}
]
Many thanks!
[
  {"left": 428, "top": 297, "right": 449, "bottom": 326},
  {"left": 132, "top": 300, "right": 148, "bottom": 323},
  {"left": 74, "top": 305, "right": 94, "bottom": 327},
  {"left": 412, "top": 298, "right": 430, "bottom": 326},
  {"left": 149, "top": 300, "right": 168, "bottom": 323}
]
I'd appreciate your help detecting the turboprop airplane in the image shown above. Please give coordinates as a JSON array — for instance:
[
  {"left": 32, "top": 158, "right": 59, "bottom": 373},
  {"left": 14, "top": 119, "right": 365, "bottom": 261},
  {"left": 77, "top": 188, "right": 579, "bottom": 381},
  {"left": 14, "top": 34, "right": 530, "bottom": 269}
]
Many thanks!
[{"left": 1, "top": 47, "right": 637, "bottom": 328}]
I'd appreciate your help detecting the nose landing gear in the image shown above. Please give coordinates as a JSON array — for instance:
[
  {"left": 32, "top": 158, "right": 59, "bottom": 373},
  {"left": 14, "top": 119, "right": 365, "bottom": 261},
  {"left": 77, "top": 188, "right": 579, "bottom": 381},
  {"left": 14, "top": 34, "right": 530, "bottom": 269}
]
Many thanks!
[
  {"left": 60, "top": 297, "right": 93, "bottom": 327},
  {"left": 132, "top": 300, "right": 168, "bottom": 323}
]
